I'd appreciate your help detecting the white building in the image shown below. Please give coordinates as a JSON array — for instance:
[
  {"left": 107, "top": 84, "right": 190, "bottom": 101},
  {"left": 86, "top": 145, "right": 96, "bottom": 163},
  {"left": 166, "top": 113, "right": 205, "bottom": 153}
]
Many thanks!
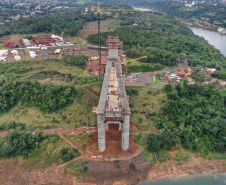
[
  {"left": 51, "top": 34, "right": 63, "bottom": 41},
  {"left": 185, "top": 3, "right": 192, "bottom": 7},
  {"left": 22, "top": 39, "right": 31, "bottom": 47},
  {"left": 218, "top": 27, "right": 226, "bottom": 34},
  {"left": 54, "top": 49, "right": 61, "bottom": 54},
  {"left": 0, "top": 50, "right": 9, "bottom": 56},
  {"left": 14, "top": 55, "right": 21, "bottom": 61},
  {"left": 11, "top": 50, "right": 19, "bottom": 55},
  {"left": 29, "top": 51, "right": 37, "bottom": 59},
  {"left": 0, "top": 57, "right": 7, "bottom": 61}
]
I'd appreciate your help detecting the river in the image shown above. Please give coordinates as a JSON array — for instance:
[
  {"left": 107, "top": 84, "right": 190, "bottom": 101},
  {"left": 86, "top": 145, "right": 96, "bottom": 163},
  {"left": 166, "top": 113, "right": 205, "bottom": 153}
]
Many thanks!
[
  {"left": 137, "top": 173, "right": 226, "bottom": 185},
  {"left": 132, "top": 7, "right": 226, "bottom": 57},
  {"left": 188, "top": 26, "right": 226, "bottom": 57},
  {"left": 133, "top": 7, "right": 152, "bottom": 11}
]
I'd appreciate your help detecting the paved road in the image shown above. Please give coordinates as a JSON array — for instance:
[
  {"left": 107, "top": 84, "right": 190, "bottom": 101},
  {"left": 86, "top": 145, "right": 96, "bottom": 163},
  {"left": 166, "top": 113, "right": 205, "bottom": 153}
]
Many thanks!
[{"left": 125, "top": 61, "right": 188, "bottom": 87}]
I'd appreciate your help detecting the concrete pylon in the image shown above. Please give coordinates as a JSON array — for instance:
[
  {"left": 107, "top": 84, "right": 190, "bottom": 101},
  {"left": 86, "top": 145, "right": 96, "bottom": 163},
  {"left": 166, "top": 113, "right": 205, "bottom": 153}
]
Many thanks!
[
  {"left": 122, "top": 115, "right": 130, "bottom": 151},
  {"left": 97, "top": 114, "right": 106, "bottom": 151}
]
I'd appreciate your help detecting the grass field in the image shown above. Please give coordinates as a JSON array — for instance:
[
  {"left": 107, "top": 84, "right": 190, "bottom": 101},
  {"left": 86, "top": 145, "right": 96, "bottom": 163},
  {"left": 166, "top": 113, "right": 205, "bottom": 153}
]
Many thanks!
[
  {"left": 66, "top": 133, "right": 92, "bottom": 150},
  {"left": 22, "top": 134, "right": 81, "bottom": 168},
  {"left": 0, "top": 58, "right": 99, "bottom": 130},
  {"left": 127, "top": 87, "right": 166, "bottom": 130},
  {"left": 150, "top": 77, "right": 161, "bottom": 87}
]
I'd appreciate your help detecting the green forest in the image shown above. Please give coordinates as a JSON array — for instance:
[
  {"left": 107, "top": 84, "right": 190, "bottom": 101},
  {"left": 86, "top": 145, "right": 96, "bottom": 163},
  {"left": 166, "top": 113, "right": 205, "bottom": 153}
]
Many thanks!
[
  {"left": 0, "top": 13, "right": 100, "bottom": 37},
  {"left": 161, "top": 82, "right": 225, "bottom": 153},
  {"left": 134, "top": 82, "right": 226, "bottom": 154},
  {"left": 126, "top": 0, "right": 226, "bottom": 28},
  {"left": 0, "top": 80, "right": 76, "bottom": 113},
  {"left": 87, "top": 12, "right": 226, "bottom": 68},
  {"left": 0, "top": 1, "right": 225, "bottom": 163}
]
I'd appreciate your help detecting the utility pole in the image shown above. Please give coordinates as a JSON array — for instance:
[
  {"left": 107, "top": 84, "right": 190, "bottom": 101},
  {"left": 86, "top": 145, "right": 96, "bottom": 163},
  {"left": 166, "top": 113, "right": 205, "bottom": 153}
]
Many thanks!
[{"left": 98, "top": 2, "right": 102, "bottom": 91}]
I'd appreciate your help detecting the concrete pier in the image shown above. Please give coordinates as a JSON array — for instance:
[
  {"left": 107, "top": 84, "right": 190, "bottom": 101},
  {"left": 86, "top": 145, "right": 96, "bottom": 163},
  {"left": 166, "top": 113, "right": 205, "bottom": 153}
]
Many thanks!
[
  {"left": 97, "top": 114, "right": 106, "bottom": 151},
  {"left": 96, "top": 36, "right": 131, "bottom": 151},
  {"left": 122, "top": 115, "right": 130, "bottom": 151}
]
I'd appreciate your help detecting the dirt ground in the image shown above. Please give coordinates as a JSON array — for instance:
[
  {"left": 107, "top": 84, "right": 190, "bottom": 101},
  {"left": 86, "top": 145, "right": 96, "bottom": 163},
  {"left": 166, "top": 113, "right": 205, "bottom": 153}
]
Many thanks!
[
  {"left": 125, "top": 62, "right": 188, "bottom": 87},
  {"left": 35, "top": 48, "right": 60, "bottom": 59},
  {"left": 126, "top": 72, "right": 156, "bottom": 86},
  {"left": 86, "top": 132, "right": 141, "bottom": 160},
  {"left": 79, "top": 20, "right": 114, "bottom": 38},
  {"left": 0, "top": 155, "right": 224, "bottom": 185}
]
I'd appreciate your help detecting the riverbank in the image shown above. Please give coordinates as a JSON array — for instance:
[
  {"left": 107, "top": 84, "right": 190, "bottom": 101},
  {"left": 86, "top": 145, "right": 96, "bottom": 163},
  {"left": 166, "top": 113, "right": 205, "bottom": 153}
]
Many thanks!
[
  {"left": 1, "top": 154, "right": 225, "bottom": 185},
  {"left": 188, "top": 26, "right": 226, "bottom": 57},
  {"left": 138, "top": 173, "right": 226, "bottom": 185},
  {"left": 77, "top": 155, "right": 225, "bottom": 185}
]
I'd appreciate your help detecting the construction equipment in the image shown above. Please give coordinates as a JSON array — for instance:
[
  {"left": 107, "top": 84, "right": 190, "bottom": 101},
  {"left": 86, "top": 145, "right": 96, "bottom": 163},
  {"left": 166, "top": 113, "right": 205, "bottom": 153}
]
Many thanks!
[
  {"left": 91, "top": 56, "right": 99, "bottom": 60},
  {"left": 121, "top": 56, "right": 148, "bottom": 77},
  {"left": 120, "top": 56, "right": 147, "bottom": 65}
]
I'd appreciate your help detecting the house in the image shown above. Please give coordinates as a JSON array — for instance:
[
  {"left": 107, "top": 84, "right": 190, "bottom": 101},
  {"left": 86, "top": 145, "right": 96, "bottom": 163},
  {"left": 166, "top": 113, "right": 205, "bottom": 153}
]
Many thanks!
[
  {"left": 205, "top": 67, "right": 216, "bottom": 74},
  {"left": 185, "top": 3, "right": 192, "bottom": 7},
  {"left": 174, "top": 71, "right": 186, "bottom": 77}
]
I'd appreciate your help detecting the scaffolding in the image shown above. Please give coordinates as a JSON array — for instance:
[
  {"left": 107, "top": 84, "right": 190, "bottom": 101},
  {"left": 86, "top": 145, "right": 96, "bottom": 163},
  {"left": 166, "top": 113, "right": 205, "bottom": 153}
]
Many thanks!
[{"left": 96, "top": 36, "right": 131, "bottom": 151}]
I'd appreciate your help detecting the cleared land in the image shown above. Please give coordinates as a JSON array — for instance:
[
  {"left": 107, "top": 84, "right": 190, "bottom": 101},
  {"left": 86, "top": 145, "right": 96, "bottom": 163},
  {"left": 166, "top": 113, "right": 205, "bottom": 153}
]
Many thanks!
[{"left": 79, "top": 20, "right": 120, "bottom": 38}]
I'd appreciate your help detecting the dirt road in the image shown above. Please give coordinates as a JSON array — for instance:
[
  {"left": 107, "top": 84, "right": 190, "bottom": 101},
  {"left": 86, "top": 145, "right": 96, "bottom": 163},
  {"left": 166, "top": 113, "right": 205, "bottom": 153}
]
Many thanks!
[{"left": 14, "top": 35, "right": 27, "bottom": 60}]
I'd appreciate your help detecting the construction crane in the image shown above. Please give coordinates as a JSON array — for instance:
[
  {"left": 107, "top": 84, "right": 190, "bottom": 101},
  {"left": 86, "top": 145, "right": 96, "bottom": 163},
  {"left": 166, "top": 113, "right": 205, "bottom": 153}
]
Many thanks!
[
  {"left": 120, "top": 56, "right": 148, "bottom": 65},
  {"left": 86, "top": 2, "right": 140, "bottom": 91},
  {"left": 121, "top": 56, "right": 148, "bottom": 77}
]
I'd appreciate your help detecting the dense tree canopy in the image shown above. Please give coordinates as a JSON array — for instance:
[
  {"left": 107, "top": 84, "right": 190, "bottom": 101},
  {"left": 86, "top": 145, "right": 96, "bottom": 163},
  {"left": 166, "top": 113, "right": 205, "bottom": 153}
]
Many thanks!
[
  {"left": 0, "top": 129, "right": 47, "bottom": 157},
  {"left": 0, "top": 12, "right": 108, "bottom": 37},
  {"left": 0, "top": 80, "right": 76, "bottom": 113},
  {"left": 87, "top": 12, "right": 226, "bottom": 68},
  {"left": 156, "top": 82, "right": 226, "bottom": 153}
]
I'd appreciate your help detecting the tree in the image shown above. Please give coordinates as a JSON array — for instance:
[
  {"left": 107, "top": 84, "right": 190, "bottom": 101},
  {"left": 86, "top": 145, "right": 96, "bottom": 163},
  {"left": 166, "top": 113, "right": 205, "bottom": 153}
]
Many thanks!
[
  {"left": 147, "top": 134, "right": 161, "bottom": 152},
  {"left": 219, "top": 71, "right": 226, "bottom": 80},
  {"left": 196, "top": 70, "right": 210, "bottom": 82}
]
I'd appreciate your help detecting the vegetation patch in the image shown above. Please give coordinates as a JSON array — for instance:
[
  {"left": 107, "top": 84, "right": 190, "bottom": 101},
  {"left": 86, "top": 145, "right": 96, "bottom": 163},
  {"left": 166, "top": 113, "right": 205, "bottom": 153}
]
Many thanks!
[
  {"left": 66, "top": 159, "right": 89, "bottom": 178},
  {"left": 127, "top": 64, "right": 163, "bottom": 74},
  {"left": 24, "top": 134, "right": 81, "bottom": 168},
  {"left": 88, "top": 12, "right": 226, "bottom": 69},
  {"left": 66, "top": 133, "right": 92, "bottom": 150},
  {"left": 127, "top": 87, "right": 166, "bottom": 130}
]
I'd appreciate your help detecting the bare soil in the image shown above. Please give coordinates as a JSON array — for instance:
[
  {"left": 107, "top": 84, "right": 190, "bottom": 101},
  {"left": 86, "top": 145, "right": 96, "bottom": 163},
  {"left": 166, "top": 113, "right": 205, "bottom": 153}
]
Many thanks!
[
  {"left": 0, "top": 156, "right": 224, "bottom": 185},
  {"left": 79, "top": 20, "right": 114, "bottom": 38},
  {"left": 86, "top": 132, "right": 141, "bottom": 159}
]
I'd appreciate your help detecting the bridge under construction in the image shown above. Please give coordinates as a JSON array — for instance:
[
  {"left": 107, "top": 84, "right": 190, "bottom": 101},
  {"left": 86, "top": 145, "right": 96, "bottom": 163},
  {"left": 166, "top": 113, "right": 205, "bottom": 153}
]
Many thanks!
[{"left": 95, "top": 36, "right": 131, "bottom": 151}]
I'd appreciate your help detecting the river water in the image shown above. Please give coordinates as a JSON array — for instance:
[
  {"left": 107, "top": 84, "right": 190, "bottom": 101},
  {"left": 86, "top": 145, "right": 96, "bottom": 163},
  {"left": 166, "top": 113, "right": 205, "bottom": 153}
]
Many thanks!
[
  {"left": 132, "top": 6, "right": 226, "bottom": 185},
  {"left": 133, "top": 7, "right": 152, "bottom": 11},
  {"left": 137, "top": 173, "right": 226, "bottom": 185},
  {"left": 188, "top": 26, "right": 226, "bottom": 57},
  {"left": 132, "top": 7, "right": 226, "bottom": 57}
]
